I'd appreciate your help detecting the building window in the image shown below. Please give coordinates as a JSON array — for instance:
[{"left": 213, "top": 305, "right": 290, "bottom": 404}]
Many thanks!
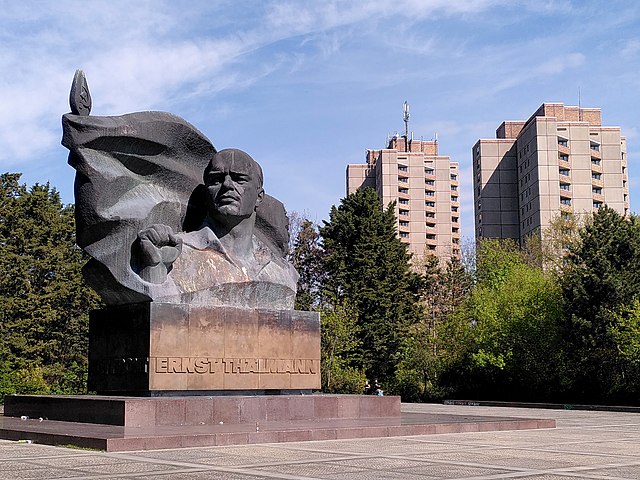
[
  {"left": 590, "top": 142, "right": 600, "bottom": 152},
  {"left": 425, "top": 168, "right": 434, "bottom": 175},
  {"left": 451, "top": 196, "right": 458, "bottom": 202},
  {"left": 560, "top": 183, "right": 570, "bottom": 191},
  {"left": 451, "top": 185, "right": 458, "bottom": 191},
  {"left": 453, "top": 238, "right": 460, "bottom": 244},
  {"left": 399, "top": 198, "right": 409, "bottom": 205},
  {"left": 450, "top": 174, "right": 457, "bottom": 180},
  {"left": 558, "top": 137, "right": 568, "bottom": 147},
  {"left": 592, "top": 187, "right": 602, "bottom": 195},
  {"left": 426, "top": 234, "right": 436, "bottom": 240},
  {"left": 399, "top": 209, "right": 409, "bottom": 216},
  {"left": 452, "top": 216, "right": 459, "bottom": 223},
  {"left": 425, "top": 180, "right": 434, "bottom": 185},
  {"left": 593, "top": 201, "right": 602, "bottom": 209},
  {"left": 451, "top": 206, "right": 458, "bottom": 212},
  {"left": 398, "top": 176, "right": 408, "bottom": 183},
  {"left": 400, "top": 232, "right": 409, "bottom": 238},
  {"left": 559, "top": 153, "right": 569, "bottom": 161},
  {"left": 452, "top": 227, "right": 459, "bottom": 233},
  {"left": 398, "top": 165, "right": 408, "bottom": 172},
  {"left": 399, "top": 221, "right": 409, "bottom": 227},
  {"left": 561, "top": 198, "right": 571, "bottom": 206},
  {"left": 425, "top": 201, "right": 435, "bottom": 207},
  {"left": 591, "top": 158, "right": 601, "bottom": 165},
  {"left": 561, "top": 212, "right": 571, "bottom": 220},
  {"left": 426, "top": 212, "right": 435, "bottom": 218},
  {"left": 425, "top": 190, "right": 435, "bottom": 196},
  {"left": 559, "top": 168, "right": 570, "bottom": 176},
  {"left": 592, "top": 173, "right": 602, "bottom": 180},
  {"left": 399, "top": 187, "right": 408, "bottom": 194}
]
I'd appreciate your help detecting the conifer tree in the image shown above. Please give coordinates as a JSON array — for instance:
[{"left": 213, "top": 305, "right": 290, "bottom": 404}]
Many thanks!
[
  {"left": 561, "top": 206, "right": 640, "bottom": 402},
  {"left": 320, "top": 187, "right": 422, "bottom": 384},
  {"left": 0, "top": 173, "right": 100, "bottom": 399}
]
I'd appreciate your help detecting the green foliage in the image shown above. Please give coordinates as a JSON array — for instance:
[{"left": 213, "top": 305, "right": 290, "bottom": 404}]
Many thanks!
[
  {"left": 449, "top": 239, "right": 563, "bottom": 400},
  {"left": 393, "top": 256, "right": 472, "bottom": 401},
  {"left": 320, "top": 300, "right": 366, "bottom": 393},
  {"left": 289, "top": 218, "right": 324, "bottom": 310},
  {"left": 561, "top": 207, "right": 640, "bottom": 402},
  {"left": 0, "top": 173, "right": 100, "bottom": 401},
  {"left": 610, "top": 300, "right": 640, "bottom": 364},
  {"left": 320, "top": 188, "right": 423, "bottom": 383}
]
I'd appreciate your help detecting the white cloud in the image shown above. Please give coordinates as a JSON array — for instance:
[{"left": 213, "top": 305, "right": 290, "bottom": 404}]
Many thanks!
[{"left": 0, "top": 0, "right": 511, "bottom": 167}]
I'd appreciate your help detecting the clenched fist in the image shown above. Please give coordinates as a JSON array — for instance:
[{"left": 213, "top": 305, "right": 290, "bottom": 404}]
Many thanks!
[{"left": 134, "top": 224, "right": 183, "bottom": 283}]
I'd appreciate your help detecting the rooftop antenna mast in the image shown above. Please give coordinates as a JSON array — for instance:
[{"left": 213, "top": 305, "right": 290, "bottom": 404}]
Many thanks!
[
  {"left": 578, "top": 86, "right": 582, "bottom": 121},
  {"left": 403, "top": 101, "right": 410, "bottom": 152}
]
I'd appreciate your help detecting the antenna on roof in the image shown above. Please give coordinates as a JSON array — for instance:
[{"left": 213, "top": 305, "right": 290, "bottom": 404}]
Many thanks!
[
  {"left": 403, "top": 101, "right": 410, "bottom": 152},
  {"left": 578, "top": 86, "right": 583, "bottom": 121}
]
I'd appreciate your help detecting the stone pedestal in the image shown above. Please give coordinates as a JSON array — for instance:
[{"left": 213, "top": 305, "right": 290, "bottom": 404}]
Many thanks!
[{"left": 88, "top": 304, "right": 321, "bottom": 394}]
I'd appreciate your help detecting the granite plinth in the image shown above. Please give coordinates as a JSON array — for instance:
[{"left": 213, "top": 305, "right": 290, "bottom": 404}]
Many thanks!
[
  {"left": 4, "top": 394, "right": 400, "bottom": 427},
  {"left": 0, "top": 395, "right": 556, "bottom": 452},
  {"left": 89, "top": 304, "right": 320, "bottom": 394}
]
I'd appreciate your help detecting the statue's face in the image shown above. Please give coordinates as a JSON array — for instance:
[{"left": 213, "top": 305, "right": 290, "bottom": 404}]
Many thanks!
[{"left": 204, "top": 150, "right": 264, "bottom": 219}]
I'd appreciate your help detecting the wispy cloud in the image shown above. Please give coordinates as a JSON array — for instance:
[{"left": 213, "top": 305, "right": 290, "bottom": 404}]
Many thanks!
[{"left": 0, "top": 0, "right": 509, "bottom": 166}]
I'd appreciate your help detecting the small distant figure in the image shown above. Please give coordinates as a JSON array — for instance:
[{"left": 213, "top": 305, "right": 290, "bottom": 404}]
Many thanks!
[{"left": 364, "top": 378, "right": 383, "bottom": 395}]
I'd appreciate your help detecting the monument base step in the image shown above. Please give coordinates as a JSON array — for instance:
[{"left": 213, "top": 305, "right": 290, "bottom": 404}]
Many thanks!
[{"left": 0, "top": 394, "right": 556, "bottom": 451}]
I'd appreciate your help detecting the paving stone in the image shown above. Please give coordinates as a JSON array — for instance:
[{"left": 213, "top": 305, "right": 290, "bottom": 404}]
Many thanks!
[{"left": 0, "top": 404, "right": 639, "bottom": 479}]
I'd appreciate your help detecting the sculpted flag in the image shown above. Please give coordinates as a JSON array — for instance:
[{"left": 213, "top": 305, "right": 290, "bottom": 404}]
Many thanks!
[{"left": 62, "top": 71, "right": 292, "bottom": 307}]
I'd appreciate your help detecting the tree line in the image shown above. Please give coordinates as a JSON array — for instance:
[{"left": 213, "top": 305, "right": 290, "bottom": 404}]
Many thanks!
[
  {"left": 291, "top": 187, "right": 640, "bottom": 405},
  {"left": 0, "top": 174, "right": 638, "bottom": 404}
]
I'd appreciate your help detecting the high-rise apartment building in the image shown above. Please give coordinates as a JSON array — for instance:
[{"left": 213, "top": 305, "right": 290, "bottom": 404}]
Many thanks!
[
  {"left": 347, "top": 135, "right": 461, "bottom": 262},
  {"left": 473, "top": 103, "right": 629, "bottom": 243}
]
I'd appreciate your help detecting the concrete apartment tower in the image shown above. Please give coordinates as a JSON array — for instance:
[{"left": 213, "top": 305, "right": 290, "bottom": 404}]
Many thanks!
[
  {"left": 347, "top": 125, "right": 461, "bottom": 263},
  {"left": 473, "top": 102, "right": 629, "bottom": 243}
]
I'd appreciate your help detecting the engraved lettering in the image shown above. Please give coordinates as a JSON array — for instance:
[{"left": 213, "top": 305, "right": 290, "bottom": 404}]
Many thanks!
[
  {"left": 209, "top": 357, "right": 222, "bottom": 373},
  {"left": 156, "top": 357, "right": 168, "bottom": 373},
  {"left": 184, "top": 357, "right": 197, "bottom": 373},
  {"left": 258, "top": 358, "right": 267, "bottom": 373},
  {"left": 194, "top": 358, "right": 208, "bottom": 374},
  {"left": 239, "top": 359, "right": 249, "bottom": 373},
  {"left": 308, "top": 359, "right": 319, "bottom": 374},
  {"left": 268, "top": 358, "right": 278, "bottom": 373},
  {"left": 148, "top": 357, "right": 319, "bottom": 375},
  {"left": 247, "top": 359, "right": 258, "bottom": 373},
  {"left": 169, "top": 357, "right": 183, "bottom": 373}
]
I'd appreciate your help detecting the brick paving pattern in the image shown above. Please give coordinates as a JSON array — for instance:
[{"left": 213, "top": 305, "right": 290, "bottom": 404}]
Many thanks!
[{"left": 0, "top": 403, "right": 638, "bottom": 479}]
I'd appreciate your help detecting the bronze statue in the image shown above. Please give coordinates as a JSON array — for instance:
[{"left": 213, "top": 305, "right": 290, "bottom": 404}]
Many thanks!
[{"left": 63, "top": 71, "right": 298, "bottom": 309}]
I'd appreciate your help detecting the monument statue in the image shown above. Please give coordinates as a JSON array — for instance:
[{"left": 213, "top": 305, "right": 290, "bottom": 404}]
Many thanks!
[
  {"left": 62, "top": 70, "right": 319, "bottom": 394},
  {"left": 63, "top": 71, "right": 297, "bottom": 310}
]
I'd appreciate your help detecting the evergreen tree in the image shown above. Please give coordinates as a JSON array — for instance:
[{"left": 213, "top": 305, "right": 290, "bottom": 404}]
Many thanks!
[
  {"left": 0, "top": 173, "right": 100, "bottom": 399},
  {"left": 320, "top": 187, "right": 423, "bottom": 384},
  {"left": 561, "top": 206, "right": 640, "bottom": 402}
]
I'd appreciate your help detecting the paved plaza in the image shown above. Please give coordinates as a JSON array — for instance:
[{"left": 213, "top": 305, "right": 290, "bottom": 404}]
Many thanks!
[{"left": 0, "top": 403, "right": 638, "bottom": 479}]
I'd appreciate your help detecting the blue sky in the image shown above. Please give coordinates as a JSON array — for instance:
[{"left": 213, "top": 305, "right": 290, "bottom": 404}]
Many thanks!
[{"left": 2, "top": 0, "right": 639, "bottom": 244}]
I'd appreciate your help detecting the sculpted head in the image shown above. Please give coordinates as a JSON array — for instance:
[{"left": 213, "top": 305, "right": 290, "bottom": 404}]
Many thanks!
[{"left": 203, "top": 149, "right": 264, "bottom": 222}]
